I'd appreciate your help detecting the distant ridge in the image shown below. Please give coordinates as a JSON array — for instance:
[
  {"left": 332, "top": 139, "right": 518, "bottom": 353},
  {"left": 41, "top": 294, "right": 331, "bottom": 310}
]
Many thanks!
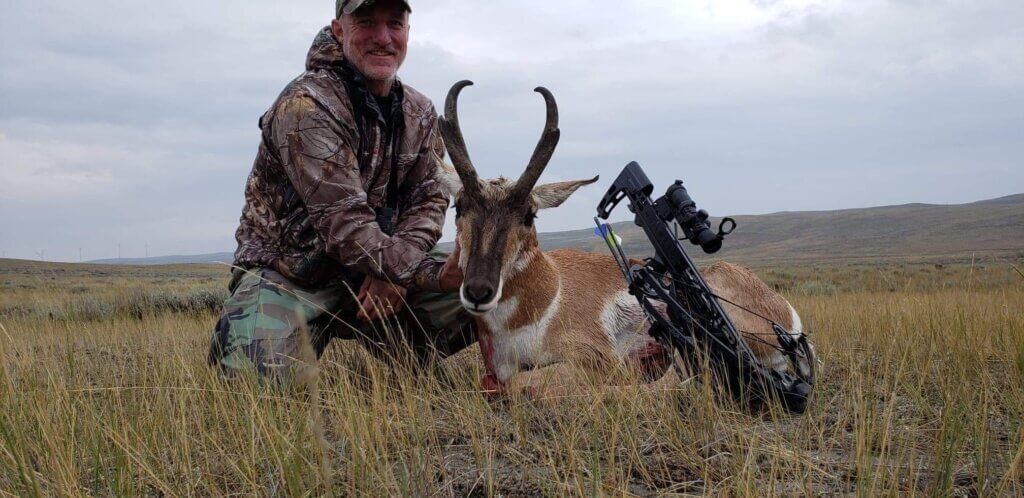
[
  {"left": 756, "top": 193, "right": 1024, "bottom": 216},
  {"left": 88, "top": 252, "right": 234, "bottom": 266},
  {"left": 966, "top": 193, "right": 1024, "bottom": 207},
  {"left": 87, "top": 193, "right": 1023, "bottom": 266},
  {"left": 500, "top": 192, "right": 1024, "bottom": 265}
]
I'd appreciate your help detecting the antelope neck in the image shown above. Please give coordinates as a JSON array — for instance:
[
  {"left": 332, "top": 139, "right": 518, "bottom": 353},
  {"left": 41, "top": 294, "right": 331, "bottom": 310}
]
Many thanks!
[{"left": 503, "top": 245, "right": 557, "bottom": 301}]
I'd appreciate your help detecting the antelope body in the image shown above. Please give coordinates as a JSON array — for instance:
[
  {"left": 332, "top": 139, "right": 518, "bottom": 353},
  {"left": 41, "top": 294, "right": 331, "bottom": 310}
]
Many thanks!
[
  {"left": 473, "top": 243, "right": 670, "bottom": 390},
  {"left": 437, "top": 81, "right": 804, "bottom": 397}
]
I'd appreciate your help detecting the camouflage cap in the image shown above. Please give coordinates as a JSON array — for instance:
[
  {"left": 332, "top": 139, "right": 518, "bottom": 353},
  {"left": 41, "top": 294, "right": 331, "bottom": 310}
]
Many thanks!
[{"left": 336, "top": 0, "right": 411, "bottom": 18}]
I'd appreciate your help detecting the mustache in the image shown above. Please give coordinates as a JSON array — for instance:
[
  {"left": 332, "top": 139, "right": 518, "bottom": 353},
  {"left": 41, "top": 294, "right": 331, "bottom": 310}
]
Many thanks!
[{"left": 366, "top": 45, "right": 397, "bottom": 55}]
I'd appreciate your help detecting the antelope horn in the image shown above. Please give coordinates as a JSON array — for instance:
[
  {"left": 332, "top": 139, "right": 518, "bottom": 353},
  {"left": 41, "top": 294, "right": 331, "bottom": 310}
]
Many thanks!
[
  {"left": 511, "top": 86, "right": 561, "bottom": 201},
  {"left": 438, "top": 80, "right": 482, "bottom": 200}
]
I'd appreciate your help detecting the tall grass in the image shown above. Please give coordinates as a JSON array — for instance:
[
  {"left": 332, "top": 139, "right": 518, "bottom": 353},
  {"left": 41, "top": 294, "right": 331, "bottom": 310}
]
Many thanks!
[{"left": 0, "top": 262, "right": 1021, "bottom": 495}]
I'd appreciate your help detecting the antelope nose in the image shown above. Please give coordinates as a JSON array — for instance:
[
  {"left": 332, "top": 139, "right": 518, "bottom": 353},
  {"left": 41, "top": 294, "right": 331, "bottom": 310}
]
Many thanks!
[{"left": 464, "top": 279, "right": 496, "bottom": 306}]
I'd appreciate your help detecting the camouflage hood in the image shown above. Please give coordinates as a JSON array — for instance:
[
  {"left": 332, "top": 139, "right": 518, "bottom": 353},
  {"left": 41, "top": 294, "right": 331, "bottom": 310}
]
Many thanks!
[
  {"left": 231, "top": 27, "right": 449, "bottom": 291},
  {"left": 305, "top": 27, "right": 346, "bottom": 72}
]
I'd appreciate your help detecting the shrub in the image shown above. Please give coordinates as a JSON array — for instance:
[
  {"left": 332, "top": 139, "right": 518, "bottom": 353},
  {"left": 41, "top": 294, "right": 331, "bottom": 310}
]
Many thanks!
[
  {"left": 0, "top": 287, "right": 227, "bottom": 322},
  {"left": 794, "top": 279, "right": 839, "bottom": 296}
]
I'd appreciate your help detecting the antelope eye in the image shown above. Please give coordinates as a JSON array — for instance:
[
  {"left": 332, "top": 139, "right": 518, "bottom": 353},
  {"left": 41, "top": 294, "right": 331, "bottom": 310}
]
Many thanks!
[{"left": 523, "top": 211, "right": 537, "bottom": 226}]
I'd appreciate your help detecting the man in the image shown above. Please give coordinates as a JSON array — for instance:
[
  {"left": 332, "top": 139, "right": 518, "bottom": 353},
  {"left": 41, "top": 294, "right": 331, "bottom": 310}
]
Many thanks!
[{"left": 208, "top": 0, "right": 474, "bottom": 386}]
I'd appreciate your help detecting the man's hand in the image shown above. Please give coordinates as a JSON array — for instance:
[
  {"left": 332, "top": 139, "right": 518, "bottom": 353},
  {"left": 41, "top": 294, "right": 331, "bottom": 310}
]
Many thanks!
[
  {"left": 438, "top": 241, "right": 464, "bottom": 293},
  {"left": 357, "top": 276, "right": 408, "bottom": 322}
]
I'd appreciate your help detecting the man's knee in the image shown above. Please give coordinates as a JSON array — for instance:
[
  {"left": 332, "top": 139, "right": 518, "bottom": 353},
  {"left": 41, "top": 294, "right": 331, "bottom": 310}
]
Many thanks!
[
  {"left": 403, "top": 288, "right": 478, "bottom": 359},
  {"left": 207, "top": 269, "right": 331, "bottom": 386}
]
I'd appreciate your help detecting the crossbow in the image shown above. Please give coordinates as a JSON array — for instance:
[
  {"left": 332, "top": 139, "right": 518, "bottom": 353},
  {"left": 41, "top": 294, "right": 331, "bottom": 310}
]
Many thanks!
[{"left": 595, "top": 162, "right": 815, "bottom": 414}]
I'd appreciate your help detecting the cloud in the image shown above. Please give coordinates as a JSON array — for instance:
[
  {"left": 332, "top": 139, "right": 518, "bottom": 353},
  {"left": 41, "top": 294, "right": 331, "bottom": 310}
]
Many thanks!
[
  {"left": 1, "top": 0, "right": 1022, "bottom": 261},
  {"left": 0, "top": 133, "right": 114, "bottom": 199}
]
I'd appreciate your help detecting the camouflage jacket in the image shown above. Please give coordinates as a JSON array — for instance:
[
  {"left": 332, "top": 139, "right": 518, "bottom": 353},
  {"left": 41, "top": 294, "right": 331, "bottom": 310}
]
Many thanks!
[{"left": 232, "top": 27, "right": 449, "bottom": 291}]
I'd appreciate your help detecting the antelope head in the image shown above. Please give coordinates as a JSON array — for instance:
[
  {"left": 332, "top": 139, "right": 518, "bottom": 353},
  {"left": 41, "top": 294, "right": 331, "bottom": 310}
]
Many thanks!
[{"left": 438, "top": 80, "right": 598, "bottom": 314}]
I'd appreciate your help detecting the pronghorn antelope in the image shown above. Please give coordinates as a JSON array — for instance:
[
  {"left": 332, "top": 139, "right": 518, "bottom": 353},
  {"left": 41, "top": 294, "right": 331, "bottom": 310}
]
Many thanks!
[{"left": 437, "top": 80, "right": 806, "bottom": 397}]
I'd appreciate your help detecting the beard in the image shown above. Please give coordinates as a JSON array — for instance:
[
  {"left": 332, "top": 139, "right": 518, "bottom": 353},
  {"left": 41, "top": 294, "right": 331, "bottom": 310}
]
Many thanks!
[{"left": 345, "top": 42, "right": 405, "bottom": 84}]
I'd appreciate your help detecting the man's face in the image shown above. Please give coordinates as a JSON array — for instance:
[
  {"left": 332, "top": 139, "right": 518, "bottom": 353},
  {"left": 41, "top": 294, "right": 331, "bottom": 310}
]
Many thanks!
[{"left": 332, "top": 1, "right": 410, "bottom": 87}]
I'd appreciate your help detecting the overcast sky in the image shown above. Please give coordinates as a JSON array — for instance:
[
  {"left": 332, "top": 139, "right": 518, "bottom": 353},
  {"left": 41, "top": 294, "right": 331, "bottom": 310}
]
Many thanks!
[{"left": 1, "top": 0, "right": 1022, "bottom": 262}]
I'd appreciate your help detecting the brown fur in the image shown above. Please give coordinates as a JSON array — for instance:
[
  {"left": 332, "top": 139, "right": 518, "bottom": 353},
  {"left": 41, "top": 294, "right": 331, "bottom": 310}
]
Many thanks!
[
  {"left": 502, "top": 253, "right": 558, "bottom": 331},
  {"left": 702, "top": 261, "right": 792, "bottom": 359},
  {"left": 544, "top": 250, "right": 631, "bottom": 367},
  {"left": 515, "top": 253, "right": 795, "bottom": 381},
  {"left": 498, "top": 247, "right": 625, "bottom": 371},
  {"left": 466, "top": 236, "right": 801, "bottom": 397}
]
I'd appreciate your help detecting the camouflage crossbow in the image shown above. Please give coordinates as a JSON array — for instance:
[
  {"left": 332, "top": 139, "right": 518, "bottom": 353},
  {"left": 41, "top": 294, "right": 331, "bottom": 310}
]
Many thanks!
[{"left": 595, "top": 162, "right": 815, "bottom": 414}]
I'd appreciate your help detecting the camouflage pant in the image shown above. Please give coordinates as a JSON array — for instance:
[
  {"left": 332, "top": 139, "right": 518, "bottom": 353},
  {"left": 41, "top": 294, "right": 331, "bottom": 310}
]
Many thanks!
[{"left": 207, "top": 260, "right": 476, "bottom": 385}]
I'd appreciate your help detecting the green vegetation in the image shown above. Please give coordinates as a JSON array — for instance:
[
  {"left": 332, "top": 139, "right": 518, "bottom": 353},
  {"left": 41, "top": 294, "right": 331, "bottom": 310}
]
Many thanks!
[{"left": 1, "top": 259, "right": 1022, "bottom": 495}]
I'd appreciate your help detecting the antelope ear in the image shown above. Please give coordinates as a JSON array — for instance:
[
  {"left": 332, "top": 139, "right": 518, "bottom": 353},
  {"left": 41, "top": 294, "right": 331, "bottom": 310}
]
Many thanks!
[
  {"left": 435, "top": 154, "right": 464, "bottom": 197},
  {"left": 532, "top": 176, "right": 600, "bottom": 210}
]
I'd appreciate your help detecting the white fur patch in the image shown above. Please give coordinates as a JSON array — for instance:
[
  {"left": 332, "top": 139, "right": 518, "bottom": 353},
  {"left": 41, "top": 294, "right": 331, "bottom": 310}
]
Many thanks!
[
  {"left": 599, "top": 290, "right": 650, "bottom": 358},
  {"left": 485, "top": 278, "right": 563, "bottom": 381},
  {"left": 436, "top": 158, "right": 464, "bottom": 197},
  {"left": 510, "top": 246, "right": 536, "bottom": 276},
  {"left": 765, "top": 302, "right": 807, "bottom": 372},
  {"left": 787, "top": 303, "right": 803, "bottom": 337},
  {"left": 481, "top": 294, "right": 519, "bottom": 332},
  {"left": 765, "top": 352, "right": 788, "bottom": 371}
]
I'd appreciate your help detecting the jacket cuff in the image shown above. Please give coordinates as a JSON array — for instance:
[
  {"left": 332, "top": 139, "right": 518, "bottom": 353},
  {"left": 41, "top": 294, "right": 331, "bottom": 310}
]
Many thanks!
[{"left": 412, "top": 257, "right": 445, "bottom": 293}]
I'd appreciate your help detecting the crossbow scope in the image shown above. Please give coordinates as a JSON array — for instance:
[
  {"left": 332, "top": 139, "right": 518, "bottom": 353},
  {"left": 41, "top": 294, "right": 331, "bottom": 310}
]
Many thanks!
[{"left": 597, "top": 164, "right": 736, "bottom": 255}]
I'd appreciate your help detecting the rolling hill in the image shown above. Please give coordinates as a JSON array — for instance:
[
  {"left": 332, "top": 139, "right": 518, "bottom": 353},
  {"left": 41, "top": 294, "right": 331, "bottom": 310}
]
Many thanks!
[
  {"left": 86, "top": 193, "right": 1023, "bottom": 266},
  {"left": 516, "top": 193, "right": 1024, "bottom": 265}
]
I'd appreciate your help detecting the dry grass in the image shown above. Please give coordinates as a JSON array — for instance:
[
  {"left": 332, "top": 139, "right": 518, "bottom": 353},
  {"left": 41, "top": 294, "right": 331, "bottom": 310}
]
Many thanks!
[{"left": 1, "top": 259, "right": 1022, "bottom": 496}]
